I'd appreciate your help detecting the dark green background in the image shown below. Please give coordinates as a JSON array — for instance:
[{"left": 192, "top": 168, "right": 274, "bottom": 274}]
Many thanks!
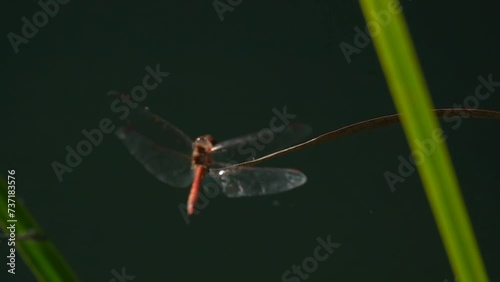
[{"left": 1, "top": 0, "right": 499, "bottom": 281}]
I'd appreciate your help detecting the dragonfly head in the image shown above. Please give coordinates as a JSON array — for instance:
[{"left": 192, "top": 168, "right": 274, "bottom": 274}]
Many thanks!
[{"left": 193, "top": 135, "right": 216, "bottom": 150}]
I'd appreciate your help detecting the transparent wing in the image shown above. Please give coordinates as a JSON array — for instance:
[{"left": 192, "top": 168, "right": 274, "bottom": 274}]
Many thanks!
[
  {"left": 211, "top": 123, "right": 312, "bottom": 164},
  {"left": 115, "top": 106, "right": 194, "bottom": 187},
  {"left": 207, "top": 166, "right": 307, "bottom": 197}
]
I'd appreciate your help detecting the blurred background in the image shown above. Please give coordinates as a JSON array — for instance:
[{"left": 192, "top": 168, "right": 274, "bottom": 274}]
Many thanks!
[{"left": 1, "top": 0, "right": 499, "bottom": 281}]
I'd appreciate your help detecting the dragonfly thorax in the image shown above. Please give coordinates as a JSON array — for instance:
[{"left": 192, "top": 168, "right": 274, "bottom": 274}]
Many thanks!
[{"left": 192, "top": 135, "right": 215, "bottom": 167}]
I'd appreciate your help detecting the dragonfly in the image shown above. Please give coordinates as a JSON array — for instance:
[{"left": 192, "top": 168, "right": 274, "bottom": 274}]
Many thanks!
[
  {"left": 112, "top": 93, "right": 312, "bottom": 215},
  {"left": 110, "top": 92, "right": 500, "bottom": 216}
]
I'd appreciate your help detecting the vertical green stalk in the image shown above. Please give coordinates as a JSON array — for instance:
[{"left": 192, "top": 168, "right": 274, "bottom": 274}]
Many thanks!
[
  {"left": 358, "top": 1, "right": 489, "bottom": 281},
  {"left": 0, "top": 176, "right": 79, "bottom": 281}
]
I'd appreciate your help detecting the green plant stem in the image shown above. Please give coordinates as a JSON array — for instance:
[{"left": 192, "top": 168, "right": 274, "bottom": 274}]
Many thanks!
[
  {"left": 0, "top": 176, "right": 79, "bottom": 281},
  {"left": 358, "top": 1, "right": 489, "bottom": 281}
]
